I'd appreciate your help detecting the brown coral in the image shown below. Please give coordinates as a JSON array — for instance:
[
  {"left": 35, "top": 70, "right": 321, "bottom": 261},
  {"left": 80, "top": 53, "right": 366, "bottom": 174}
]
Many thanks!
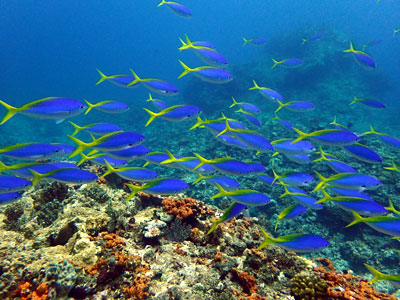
[
  {"left": 124, "top": 275, "right": 151, "bottom": 300},
  {"left": 13, "top": 282, "right": 50, "bottom": 300},
  {"left": 161, "top": 196, "right": 214, "bottom": 220},
  {"left": 232, "top": 269, "right": 258, "bottom": 295}
]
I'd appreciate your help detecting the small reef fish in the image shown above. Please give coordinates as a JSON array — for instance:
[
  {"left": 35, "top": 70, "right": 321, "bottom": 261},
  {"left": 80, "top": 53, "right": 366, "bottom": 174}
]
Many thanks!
[
  {"left": 143, "top": 152, "right": 179, "bottom": 168},
  {"left": 284, "top": 153, "right": 311, "bottom": 164},
  {"left": 350, "top": 96, "right": 386, "bottom": 109},
  {"left": 157, "top": 0, "right": 192, "bottom": 18},
  {"left": 275, "top": 100, "right": 315, "bottom": 113},
  {"left": 215, "top": 134, "right": 250, "bottom": 150},
  {"left": 178, "top": 34, "right": 216, "bottom": 50},
  {"left": 342, "top": 143, "right": 382, "bottom": 164},
  {"left": 242, "top": 37, "right": 267, "bottom": 46},
  {"left": 280, "top": 186, "right": 323, "bottom": 210},
  {"left": 258, "top": 228, "right": 330, "bottom": 253},
  {"left": 163, "top": 150, "right": 214, "bottom": 174},
  {"left": 313, "top": 148, "right": 358, "bottom": 173},
  {"left": 107, "top": 145, "right": 150, "bottom": 161},
  {"left": 179, "top": 34, "right": 228, "bottom": 67},
  {"left": 84, "top": 100, "right": 129, "bottom": 115},
  {"left": 235, "top": 109, "right": 261, "bottom": 127},
  {"left": 314, "top": 171, "right": 383, "bottom": 192},
  {"left": 146, "top": 93, "right": 169, "bottom": 111},
  {"left": 127, "top": 69, "right": 179, "bottom": 96},
  {"left": 393, "top": 28, "right": 400, "bottom": 38},
  {"left": 249, "top": 80, "right": 283, "bottom": 102},
  {"left": 89, "top": 155, "right": 128, "bottom": 168},
  {"left": 54, "top": 144, "right": 77, "bottom": 156},
  {"left": 272, "top": 170, "right": 314, "bottom": 187},
  {"left": 0, "top": 175, "right": 32, "bottom": 193},
  {"left": 211, "top": 183, "right": 270, "bottom": 207},
  {"left": 0, "top": 97, "right": 87, "bottom": 125},
  {"left": 274, "top": 204, "right": 307, "bottom": 231},
  {"left": 292, "top": 127, "right": 359, "bottom": 146},
  {"left": 0, "top": 192, "right": 22, "bottom": 205},
  {"left": 30, "top": 168, "right": 98, "bottom": 185},
  {"left": 143, "top": 104, "right": 202, "bottom": 126},
  {"left": 343, "top": 41, "right": 376, "bottom": 70},
  {"left": 68, "top": 131, "right": 145, "bottom": 157},
  {"left": 11, "top": 162, "right": 78, "bottom": 179},
  {"left": 364, "top": 264, "right": 400, "bottom": 288},
  {"left": 244, "top": 161, "right": 266, "bottom": 174},
  {"left": 327, "top": 187, "right": 374, "bottom": 201},
  {"left": 273, "top": 115, "right": 295, "bottom": 132},
  {"left": 230, "top": 97, "right": 261, "bottom": 114},
  {"left": 178, "top": 60, "right": 233, "bottom": 84},
  {"left": 301, "top": 33, "right": 323, "bottom": 45},
  {"left": 190, "top": 115, "right": 245, "bottom": 132},
  {"left": 271, "top": 58, "right": 303, "bottom": 69},
  {"left": 96, "top": 69, "right": 139, "bottom": 88},
  {"left": 0, "top": 143, "right": 64, "bottom": 160},
  {"left": 346, "top": 211, "right": 400, "bottom": 237},
  {"left": 69, "top": 122, "right": 123, "bottom": 136},
  {"left": 316, "top": 190, "right": 387, "bottom": 216},
  {"left": 192, "top": 173, "right": 240, "bottom": 190},
  {"left": 362, "top": 125, "right": 400, "bottom": 151},
  {"left": 256, "top": 174, "right": 278, "bottom": 186},
  {"left": 271, "top": 138, "right": 315, "bottom": 155},
  {"left": 207, "top": 202, "right": 248, "bottom": 234},
  {"left": 102, "top": 160, "right": 159, "bottom": 182},
  {"left": 126, "top": 178, "right": 189, "bottom": 201}
]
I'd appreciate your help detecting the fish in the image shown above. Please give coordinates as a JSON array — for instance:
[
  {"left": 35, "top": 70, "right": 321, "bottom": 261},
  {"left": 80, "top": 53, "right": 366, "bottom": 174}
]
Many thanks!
[
  {"left": 272, "top": 170, "right": 314, "bottom": 187},
  {"left": 178, "top": 60, "right": 233, "bottom": 84},
  {"left": 126, "top": 178, "right": 189, "bottom": 201},
  {"left": 244, "top": 161, "right": 266, "bottom": 174},
  {"left": 68, "top": 131, "right": 145, "bottom": 157},
  {"left": 280, "top": 186, "right": 323, "bottom": 210},
  {"left": 107, "top": 145, "right": 150, "bottom": 161},
  {"left": 192, "top": 173, "right": 240, "bottom": 190},
  {"left": 230, "top": 97, "right": 261, "bottom": 114},
  {"left": 271, "top": 58, "right": 303, "bottom": 69},
  {"left": 342, "top": 143, "right": 382, "bottom": 164},
  {"left": 0, "top": 175, "right": 32, "bottom": 193},
  {"left": 68, "top": 121, "right": 123, "bottom": 136},
  {"left": 313, "top": 147, "right": 358, "bottom": 173},
  {"left": 258, "top": 228, "right": 330, "bottom": 253},
  {"left": 327, "top": 187, "right": 374, "bottom": 201},
  {"left": 292, "top": 127, "right": 359, "bottom": 146},
  {"left": 271, "top": 138, "right": 315, "bottom": 155},
  {"left": 95, "top": 69, "right": 139, "bottom": 88},
  {"left": 146, "top": 93, "right": 169, "bottom": 111},
  {"left": 273, "top": 115, "right": 295, "bottom": 132},
  {"left": 102, "top": 160, "right": 159, "bottom": 182},
  {"left": 215, "top": 134, "right": 250, "bottom": 150},
  {"left": 143, "top": 152, "right": 180, "bottom": 168},
  {"left": 84, "top": 99, "right": 129, "bottom": 115},
  {"left": 314, "top": 171, "right": 383, "bottom": 192},
  {"left": 316, "top": 190, "right": 387, "bottom": 216},
  {"left": 87, "top": 155, "right": 128, "bottom": 168},
  {"left": 274, "top": 204, "right": 307, "bottom": 231},
  {"left": 384, "top": 161, "right": 400, "bottom": 173},
  {"left": 256, "top": 174, "right": 278, "bottom": 186},
  {"left": 364, "top": 264, "right": 400, "bottom": 288},
  {"left": 0, "top": 97, "right": 87, "bottom": 125},
  {"left": 385, "top": 199, "right": 400, "bottom": 217},
  {"left": 162, "top": 150, "right": 214, "bottom": 174},
  {"left": 301, "top": 33, "right": 323, "bottom": 45},
  {"left": 29, "top": 168, "right": 98, "bottom": 185},
  {"left": 393, "top": 28, "right": 400, "bottom": 38},
  {"left": 211, "top": 183, "right": 270, "bottom": 206},
  {"left": 249, "top": 80, "right": 283, "bottom": 102},
  {"left": 242, "top": 37, "right": 267, "bottom": 46},
  {"left": 179, "top": 35, "right": 228, "bottom": 67},
  {"left": 362, "top": 39, "right": 383, "bottom": 50},
  {"left": 343, "top": 41, "right": 376, "bottom": 70},
  {"left": 284, "top": 153, "right": 311, "bottom": 164},
  {"left": 346, "top": 211, "right": 400, "bottom": 237},
  {"left": 143, "top": 105, "right": 202, "bottom": 126},
  {"left": 235, "top": 109, "right": 261, "bottom": 127},
  {"left": 275, "top": 100, "right": 315, "bottom": 113},
  {"left": 126, "top": 69, "right": 179, "bottom": 96},
  {"left": 178, "top": 34, "right": 216, "bottom": 50},
  {"left": 0, "top": 192, "right": 22, "bottom": 205},
  {"left": 11, "top": 162, "right": 79, "bottom": 179},
  {"left": 350, "top": 96, "right": 386, "bottom": 109},
  {"left": 157, "top": 0, "right": 192, "bottom": 18},
  {"left": 207, "top": 202, "right": 248, "bottom": 234},
  {"left": 0, "top": 143, "right": 64, "bottom": 160},
  {"left": 362, "top": 125, "right": 400, "bottom": 151}
]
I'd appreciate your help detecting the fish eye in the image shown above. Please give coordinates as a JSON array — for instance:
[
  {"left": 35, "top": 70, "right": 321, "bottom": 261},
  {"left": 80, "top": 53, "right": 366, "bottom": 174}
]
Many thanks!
[
  {"left": 128, "top": 143, "right": 133, "bottom": 147},
  {"left": 80, "top": 105, "right": 85, "bottom": 109}
]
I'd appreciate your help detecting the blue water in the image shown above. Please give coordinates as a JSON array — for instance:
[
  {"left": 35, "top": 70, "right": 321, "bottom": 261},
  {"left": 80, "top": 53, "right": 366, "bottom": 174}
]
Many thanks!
[{"left": 2, "top": 0, "right": 400, "bottom": 295}]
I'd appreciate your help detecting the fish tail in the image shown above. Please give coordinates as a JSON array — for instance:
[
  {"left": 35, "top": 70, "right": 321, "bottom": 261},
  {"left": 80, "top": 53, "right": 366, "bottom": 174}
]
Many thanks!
[
  {"left": 385, "top": 198, "right": 396, "bottom": 214},
  {"left": 142, "top": 161, "right": 150, "bottom": 167},
  {"left": 271, "top": 58, "right": 280, "bottom": 69},
  {"left": 274, "top": 219, "right": 280, "bottom": 232},
  {"left": 384, "top": 161, "right": 400, "bottom": 172},
  {"left": 210, "top": 183, "right": 227, "bottom": 199},
  {"left": 350, "top": 96, "right": 360, "bottom": 105},
  {"left": 216, "top": 119, "right": 231, "bottom": 137},
  {"left": 77, "top": 153, "right": 90, "bottom": 166},
  {"left": 96, "top": 68, "right": 109, "bottom": 85},
  {"left": 271, "top": 169, "right": 281, "bottom": 185},
  {"left": 192, "top": 173, "right": 206, "bottom": 185},
  {"left": 315, "top": 189, "right": 331, "bottom": 204},
  {"left": 0, "top": 161, "right": 9, "bottom": 172},
  {"left": 0, "top": 100, "right": 19, "bottom": 125},
  {"left": 29, "top": 169, "right": 48, "bottom": 186},
  {"left": 102, "top": 159, "right": 117, "bottom": 177},
  {"left": 192, "top": 153, "right": 209, "bottom": 171},
  {"left": 248, "top": 80, "right": 260, "bottom": 90},
  {"left": 362, "top": 124, "right": 378, "bottom": 136},
  {"left": 67, "top": 135, "right": 91, "bottom": 158},
  {"left": 279, "top": 185, "right": 291, "bottom": 198},
  {"left": 184, "top": 33, "right": 192, "bottom": 45},
  {"left": 242, "top": 37, "right": 249, "bottom": 46},
  {"left": 207, "top": 219, "right": 221, "bottom": 235},
  {"left": 157, "top": 0, "right": 166, "bottom": 7},
  {"left": 177, "top": 60, "right": 192, "bottom": 79},
  {"left": 291, "top": 127, "right": 309, "bottom": 144},
  {"left": 313, "top": 171, "right": 328, "bottom": 192},
  {"left": 364, "top": 264, "right": 387, "bottom": 284},
  {"left": 229, "top": 97, "right": 239, "bottom": 108},
  {"left": 301, "top": 38, "right": 308, "bottom": 45},
  {"left": 143, "top": 108, "right": 160, "bottom": 127},
  {"left": 345, "top": 211, "right": 365, "bottom": 228},
  {"left": 125, "top": 184, "right": 143, "bottom": 202},
  {"left": 344, "top": 41, "right": 354, "bottom": 53},
  {"left": 189, "top": 116, "right": 204, "bottom": 130},
  {"left": 146, "top": 93, "right": 154, "bottom": 102},
  {"left": 274, "top": 99, "right": 284, "bottom": 113},
  {"left": 160, "top": 149, "right": 178, "bottom": 165},
  {"left": 83, "top": 99, "right": 95, "bottom": 115},
  {"left": 68, "top": 121, "right": 83, "bottom": 136},
  {"left": 258, "top": 226, "right": 276, "bottom": 250},
  {"left": 126, "top": 68, "right": 142, "bottom": 87}
]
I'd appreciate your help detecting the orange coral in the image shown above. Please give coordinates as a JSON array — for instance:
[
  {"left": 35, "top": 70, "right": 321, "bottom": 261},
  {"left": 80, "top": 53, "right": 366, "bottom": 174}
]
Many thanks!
[
  {"left": 124, "top": 275, "right": 151, "bottom": 300},
  {"left": 214, "top": 251, "right": 228, "bottom": 264},
  {"left": 161, "top": 197, "right": 214, "bottom": 220},
  {"left": 102, "top": 232, "right": 126, "bottom": 251},
  {"left": 233, "top": 269, "right": 258, "bottom": 295},
  {"left": 14, "top": 282, "right": 50, "bottom": 300}
]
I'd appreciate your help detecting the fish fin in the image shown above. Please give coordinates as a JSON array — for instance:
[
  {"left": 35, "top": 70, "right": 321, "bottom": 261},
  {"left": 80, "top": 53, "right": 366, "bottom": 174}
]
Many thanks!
[
  {"left": 178, "top": 37, "right": 187, "bottom": 51},
  {"left": 67, "top": 135, "right": 91, "bottom": 158},
  {"left": 344, "top": 41, "right": 355, "bottom": 53},
  {"left": 350, "top": 96, "right": 360, "bottom": 105},
  {"left": 190, "top": 116, "right": 204, "bottom": 130},
  {"left": 102, "top": 159, "right": 117, "bottom": 177},
  {"left": 83, "top": 99, "right": 95, "bottom": 115},
  {"left": 271, "top": 169, "right": 280, "bottom": 185},
  {"left": 192, "top": 173, "right": 207, "bottom": 185},
  {"left": 177, "top": 60, "right": 192, "bottom": 79},
  {"left": 68, "top": 121, "right": 82, "bottom": 137},
  {"left": 291, "top": 127, "right": 308, "bottom": 144},
  {"left": 216, "top": 119, "right": 231, "bottom": 137},
  {"left": 210, "top": 183, "right": 227, "bottom": 199},
  {"left": 229, "top": 97, "right": 238, "bottom": 108},
  {"left": 56, "top": 119, "right": 65, "bottom": 124},
  {"left": 184, "top": 33, "right": 192, "bottom": 45},
  {"left": 125, "top": 184, "right": 143, "bottom": 202},
  {"left": 315, "top": 189, "right": 331, "bottom": 204},
  {"left": 248, "top": 80, "right": 260, "bottom": 90},
  {"left": 127, "top": 68, "right": 142, "bottom": 86},
  {"left": 77, "top": 152, "right": 90, "bottom": 166},
  {"left": 0, "top": 161, "right": 8, "bottom": 172},
  {"left": 345, "top": 211, "right": 365, "bottom": 228},
  {"left": 157, "top": 0, "right": 166, "bottom": 7},
  {"left": 271, "top": 58, "right": 280, "bottom": 69},
  {"left": 29, "top": 169, "right": 48, "bottom": 186},
  {"left": 274, "top": 220, "right": 280, "bottom": 232},
  {"left": 274, "top": 99, "right": 285, "bottom": 113},
  {"left": 301, "top": 38, "right": 308, "bottom": 45},
  {"left": 143, "top": 108, "right": 160, "bottom": 127},
  {"left": 258, "top": 226, "right": 275, "bottom": 250},
  {"left": 313, "top": 171, "right": 328, "bottom": 192},
  {"left": 146, "top": 93, "right": 153, "bottom": 102},
  {"left": 96, "top": 68, "right": 109, "bottom": 85},
  {"left": 0, "top": 100, "right": 19, "bottom": 125},
  {"left": 364, "top": 264, "right": 386, "bottom": 284},
  {"left": 160, "top": 149, "right": 178, "bottom": 164},
  {"left": 142, "top": 161, "right": 150, "bottom": 167},
  {"left": 207, "top": 219, "right": 221, "bottom": 235},
  {"left": 192, "top": 153, "right": 209, "bottom": 171},
  {"left": 242, "top": 37, "right": 249, "bottom": 46}
]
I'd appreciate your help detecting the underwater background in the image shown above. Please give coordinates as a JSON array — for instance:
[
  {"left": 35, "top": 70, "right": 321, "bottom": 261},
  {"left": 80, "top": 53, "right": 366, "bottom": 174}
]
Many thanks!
[{"left": 1, "top": 0, "right": 400, "bottom": 299}]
